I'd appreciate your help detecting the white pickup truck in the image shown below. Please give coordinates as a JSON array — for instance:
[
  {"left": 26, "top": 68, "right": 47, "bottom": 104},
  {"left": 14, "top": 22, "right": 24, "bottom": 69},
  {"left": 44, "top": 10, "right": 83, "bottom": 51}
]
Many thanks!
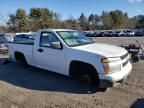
[{"left": 8, "top": 29, "right": 132, "bottom": 87}]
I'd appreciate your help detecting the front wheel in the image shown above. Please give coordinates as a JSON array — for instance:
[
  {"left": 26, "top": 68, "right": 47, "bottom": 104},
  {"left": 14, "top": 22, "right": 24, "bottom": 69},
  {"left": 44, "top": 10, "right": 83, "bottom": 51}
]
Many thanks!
[
  {"left": 78, "top": 66, "right": 100, "bottom": 87},
  {"left": 79, "top": 73, "right": 93, "bottom": 86}
]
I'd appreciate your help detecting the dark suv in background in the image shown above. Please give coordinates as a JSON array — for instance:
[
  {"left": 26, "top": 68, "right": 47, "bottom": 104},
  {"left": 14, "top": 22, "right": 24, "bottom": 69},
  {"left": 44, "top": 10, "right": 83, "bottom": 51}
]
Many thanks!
[{"left": 0, "top": 33, "right": 8, "bottom": 53}]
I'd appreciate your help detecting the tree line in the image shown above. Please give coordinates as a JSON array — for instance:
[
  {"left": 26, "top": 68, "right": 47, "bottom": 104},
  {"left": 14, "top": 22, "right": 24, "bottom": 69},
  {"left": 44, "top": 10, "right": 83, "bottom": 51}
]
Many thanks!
[{"left": 0, "top": 8, "right": 144, "bottom": 32}]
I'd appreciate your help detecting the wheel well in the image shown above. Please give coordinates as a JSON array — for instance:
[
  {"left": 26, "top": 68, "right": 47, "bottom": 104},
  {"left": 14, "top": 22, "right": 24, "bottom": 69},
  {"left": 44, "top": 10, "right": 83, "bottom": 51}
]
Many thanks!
[
  {"left": 69, "top": 61, "right": 99, "bottom": 78},
  {"left": 14, "top": 52, "right": 25, "bottom": 61}
]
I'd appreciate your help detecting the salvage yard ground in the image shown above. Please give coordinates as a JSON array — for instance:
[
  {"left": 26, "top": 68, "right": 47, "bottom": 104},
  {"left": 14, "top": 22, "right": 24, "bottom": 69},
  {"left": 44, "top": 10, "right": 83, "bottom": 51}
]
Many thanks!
[{"left": 0, "top": 37, "right": 144, "bottom": 108}]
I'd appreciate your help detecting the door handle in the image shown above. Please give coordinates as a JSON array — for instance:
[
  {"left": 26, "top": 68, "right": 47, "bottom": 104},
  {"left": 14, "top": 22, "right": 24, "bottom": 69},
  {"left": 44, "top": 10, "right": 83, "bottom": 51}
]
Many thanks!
[{"left": 37, "top": 48, "right": 43, "bottom": 53}]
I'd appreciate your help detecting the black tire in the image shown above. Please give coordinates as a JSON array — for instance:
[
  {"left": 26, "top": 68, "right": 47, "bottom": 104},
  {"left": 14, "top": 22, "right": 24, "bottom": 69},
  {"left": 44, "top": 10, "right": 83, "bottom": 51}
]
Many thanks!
[
  {"left": 78, "top": 64, "right": 100, "bottom": 87},
  {"left": 20, "top": 56, "right": 28, "bottom": 67},
  {"left": 131, "top": 54, "right": 139, "bottom": 63},
  {"left": 15, "top": 54, "right": 28, "bottom": 67}
]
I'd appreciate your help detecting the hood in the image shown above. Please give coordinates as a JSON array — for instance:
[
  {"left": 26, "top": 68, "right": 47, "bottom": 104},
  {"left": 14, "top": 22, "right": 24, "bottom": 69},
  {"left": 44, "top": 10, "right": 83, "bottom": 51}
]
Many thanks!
[{"left": 72, "top": 43, "right": 127, "bottom": 57}]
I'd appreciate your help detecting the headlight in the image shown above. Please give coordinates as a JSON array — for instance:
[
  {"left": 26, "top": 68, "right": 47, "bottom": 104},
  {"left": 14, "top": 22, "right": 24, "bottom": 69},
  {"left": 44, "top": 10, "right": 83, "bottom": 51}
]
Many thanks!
[
  {"left": 101, "top": 57, "right": 120, "bottom": 63},
  {"left": 109, "top": 64, "right": 121, "bottom": 73},
  {"left": 0, "top": 44, "right": 7, "bottom": 48},
  {"left": 101, "top": 57, "right": 121, "bottom": 74}
]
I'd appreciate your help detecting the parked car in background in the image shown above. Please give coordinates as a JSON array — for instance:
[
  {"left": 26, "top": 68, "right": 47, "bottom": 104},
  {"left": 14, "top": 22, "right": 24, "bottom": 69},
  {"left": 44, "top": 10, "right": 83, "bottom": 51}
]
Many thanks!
[
  {"left": 14, "top": 34, "right": 35, "bottom": 42},
  {"left": 134, "top": 31, "right": 144, "bottom": 36},
  {"left": 0, "top": 33, "right": 8, "bottom": 53},
  {"left": 106, "top": 31, "right": 115, "bottom": 37},
  {"left": 125, "top": 30, "right": 135, "bottom": 36},
  {"left": 134, "top": 29, "right": 144, "bottom": 37},
  {"left": 82, "top": 31, "right": 90, "bottom": 37},
  {"left": 115, "top": 31, "right": 125, "bottom": 37},
  {"left": 103, "top": 31, "right": 109, "bottom": 37},
  {"left": 82, "top": 31, "right": 98, "bottom": 37},
  {"left": 4, "top": 33, "right": 15, "bottom": 42},
  {"left": 87, "top": 32, "right": 98, "bottom": 37},
  {"left": 96, "top": 31, "right": 105, "bottom": 37},
  {"left": 0, "top": 33, "right": 6, "bottom": 42}
]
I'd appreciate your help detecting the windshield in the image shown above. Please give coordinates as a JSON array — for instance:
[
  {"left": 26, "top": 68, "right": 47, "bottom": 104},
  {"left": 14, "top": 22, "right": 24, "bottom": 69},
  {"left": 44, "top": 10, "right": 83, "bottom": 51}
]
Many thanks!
[{"left": 57, "top": 31, "right": 94, "bottom": 47}]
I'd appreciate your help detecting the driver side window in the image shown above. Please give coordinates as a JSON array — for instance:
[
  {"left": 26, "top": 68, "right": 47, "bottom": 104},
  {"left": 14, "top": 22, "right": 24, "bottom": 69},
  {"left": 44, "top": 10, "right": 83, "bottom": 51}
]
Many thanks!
[{"left": 40, "top": 32, "right": 59, "bottom": 48}]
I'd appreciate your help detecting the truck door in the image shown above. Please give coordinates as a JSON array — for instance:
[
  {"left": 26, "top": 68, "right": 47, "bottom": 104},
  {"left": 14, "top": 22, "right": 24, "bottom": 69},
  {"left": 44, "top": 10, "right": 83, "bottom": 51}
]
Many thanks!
[{"left": 34, "top": 32, "right": 66, "bottom": 75}]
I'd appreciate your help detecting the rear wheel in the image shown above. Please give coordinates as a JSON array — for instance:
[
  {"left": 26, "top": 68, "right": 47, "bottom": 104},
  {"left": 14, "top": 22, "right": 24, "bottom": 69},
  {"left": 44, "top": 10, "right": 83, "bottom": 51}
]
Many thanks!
[
  {"left": 20, "top": 56, "right": 28, "bottom": 67},
  {"left": 15, "top": 53, "right": 28, "bottom": 67}
]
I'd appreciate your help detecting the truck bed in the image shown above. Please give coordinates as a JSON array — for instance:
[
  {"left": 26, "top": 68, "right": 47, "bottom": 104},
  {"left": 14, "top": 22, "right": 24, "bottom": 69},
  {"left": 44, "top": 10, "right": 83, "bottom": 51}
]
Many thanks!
[
  {"left": 8, "top": 42, "right": 34, "bottom": 65},
  {"left": 8, "top": 41, "right": 34, "bottom": 45}
]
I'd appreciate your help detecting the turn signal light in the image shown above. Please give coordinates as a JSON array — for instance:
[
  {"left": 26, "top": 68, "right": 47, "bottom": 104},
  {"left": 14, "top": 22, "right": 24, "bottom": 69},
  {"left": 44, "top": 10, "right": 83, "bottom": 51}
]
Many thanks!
[
  {"left": 103, "top": 64, "right": 110, "bottom": 74},
  {"left": 101, "top": 58, "right": 109, "bottom": 63}
]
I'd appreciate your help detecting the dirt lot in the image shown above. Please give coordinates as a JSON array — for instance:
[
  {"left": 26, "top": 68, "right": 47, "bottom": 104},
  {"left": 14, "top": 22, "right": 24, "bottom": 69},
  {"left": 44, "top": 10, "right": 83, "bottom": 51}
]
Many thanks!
[{"left": 0, "top": 37, "right": 144, "bottom": 108}]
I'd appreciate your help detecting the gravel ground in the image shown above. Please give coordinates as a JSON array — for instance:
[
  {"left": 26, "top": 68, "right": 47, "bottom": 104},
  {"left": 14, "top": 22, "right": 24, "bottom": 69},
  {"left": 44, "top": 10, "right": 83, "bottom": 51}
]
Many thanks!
[{"left": 0, "top": 37, "right": 144, "bottom": 108}]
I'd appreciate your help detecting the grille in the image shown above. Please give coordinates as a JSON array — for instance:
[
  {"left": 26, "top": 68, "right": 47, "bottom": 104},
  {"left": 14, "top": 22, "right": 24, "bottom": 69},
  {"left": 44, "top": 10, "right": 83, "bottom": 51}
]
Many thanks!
[
  {"left": 120, "top": 52, "right": 128, "bottom": 60},
  {"left": 122, "top": 60, "right": 128, "bottom": 67}
]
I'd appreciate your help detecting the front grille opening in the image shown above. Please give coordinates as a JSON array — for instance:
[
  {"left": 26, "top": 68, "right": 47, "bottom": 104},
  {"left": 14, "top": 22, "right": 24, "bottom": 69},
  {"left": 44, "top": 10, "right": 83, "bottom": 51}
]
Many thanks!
[
  {"left": 120, "top": 53, "right": 129, "bottom": 60},
  {"left": 123, "top": 60, "right": 128, "bottom": 67}
]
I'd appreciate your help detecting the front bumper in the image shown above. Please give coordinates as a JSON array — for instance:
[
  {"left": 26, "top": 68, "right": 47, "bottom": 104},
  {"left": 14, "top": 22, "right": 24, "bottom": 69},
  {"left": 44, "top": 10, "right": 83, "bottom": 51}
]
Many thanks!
[{"left": 99, "top": 62, "right": 132, "bottom": 88}]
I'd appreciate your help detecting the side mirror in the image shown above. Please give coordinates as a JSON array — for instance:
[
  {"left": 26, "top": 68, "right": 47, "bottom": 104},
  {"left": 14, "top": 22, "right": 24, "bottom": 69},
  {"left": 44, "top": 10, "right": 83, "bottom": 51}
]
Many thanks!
[{"left": 51, "top": 42, "right": 62, "bottom": 49}]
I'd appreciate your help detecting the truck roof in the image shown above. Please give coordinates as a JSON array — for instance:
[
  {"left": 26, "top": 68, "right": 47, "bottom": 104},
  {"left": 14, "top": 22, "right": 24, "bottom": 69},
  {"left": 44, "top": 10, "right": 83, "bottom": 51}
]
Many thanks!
[{"left": 39, "top": 29, "right": 76, "bottom": 32}]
